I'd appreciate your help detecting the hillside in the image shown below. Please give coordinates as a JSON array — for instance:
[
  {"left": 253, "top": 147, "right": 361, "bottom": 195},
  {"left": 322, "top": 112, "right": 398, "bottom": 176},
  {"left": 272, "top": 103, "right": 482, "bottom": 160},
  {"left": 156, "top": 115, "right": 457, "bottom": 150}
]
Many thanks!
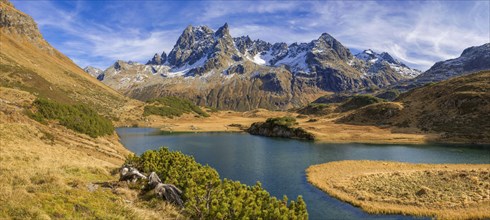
[
  {"left": 0, "top": 1, "right": 180, "bottom": 218},
  {"left": 94, "top": 24, "right": 419, "bottom": 111},
  {"left": 394, "top": 43, "right": 490, "bottom": 90},
  {"left": 0, "top": 0, "right": 132, "bottom": 116},
  {"left": 338, "top": 71, "right": 490, "bottom": 143},
  {"left": 415, "top": 43, "right": 490, "bottom": 84}
]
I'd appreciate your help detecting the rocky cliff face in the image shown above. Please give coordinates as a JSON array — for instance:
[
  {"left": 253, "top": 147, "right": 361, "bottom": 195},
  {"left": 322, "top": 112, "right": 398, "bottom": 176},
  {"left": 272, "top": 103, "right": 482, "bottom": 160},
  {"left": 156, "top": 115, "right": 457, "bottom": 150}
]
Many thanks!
[
  {"left": 0, "top": 1, "right": 57, "bottom": 55},
  {"left": 96, "top": 23, "right": 421, "bottom": 111},
  {"left": 414, "top": 43, "right": 490, "bottom": 84}
]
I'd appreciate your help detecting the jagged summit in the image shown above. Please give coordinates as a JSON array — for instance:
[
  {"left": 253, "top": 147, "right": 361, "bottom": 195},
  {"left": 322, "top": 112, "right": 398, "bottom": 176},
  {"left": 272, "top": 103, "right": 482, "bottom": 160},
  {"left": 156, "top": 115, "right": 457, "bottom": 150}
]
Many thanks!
[
  {"left": 214, "top": 22, "right": 230, "bottom": 38},
  {"left": 94, "top": 23, "right": 424, "bottom": 111},
  {"left": 146, "top": 52, "right": 167, "bottom": 65},
  {"left": 135, "top": 23, "right": 419, "bottom": 79}
]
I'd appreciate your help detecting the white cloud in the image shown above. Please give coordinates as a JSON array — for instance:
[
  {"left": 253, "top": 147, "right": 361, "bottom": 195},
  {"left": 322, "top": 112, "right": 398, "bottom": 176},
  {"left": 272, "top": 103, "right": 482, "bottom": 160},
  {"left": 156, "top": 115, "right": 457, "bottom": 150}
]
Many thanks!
[
  {"left": 200, "top": 1, "right": 301, "bottom": 21},
  {"left": 12, "top": 0, "right": 489, "bottom": 71},
  {"left": 304, "top": 1, "right": 489, "bottom": 70}
]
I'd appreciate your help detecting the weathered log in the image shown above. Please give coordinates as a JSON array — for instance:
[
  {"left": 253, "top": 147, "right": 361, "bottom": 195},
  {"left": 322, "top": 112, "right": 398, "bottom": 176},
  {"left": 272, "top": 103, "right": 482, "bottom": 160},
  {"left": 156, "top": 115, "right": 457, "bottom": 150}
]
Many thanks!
[
  {"left": 148, "top": 172, "right": 184, "bottom": 207},
  {"left": 119, "top": 166, "right": 147, "bottom": 182}
]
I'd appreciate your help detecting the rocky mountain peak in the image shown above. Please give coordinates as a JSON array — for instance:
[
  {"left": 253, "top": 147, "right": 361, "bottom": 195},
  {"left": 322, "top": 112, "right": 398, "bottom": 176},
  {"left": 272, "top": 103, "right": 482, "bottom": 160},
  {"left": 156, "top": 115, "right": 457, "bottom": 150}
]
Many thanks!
[
  {"left": 212, "top": 23, "right": 238, "bottom": 57},
  {"left": 113, "top": 60, "right": 129, "bottom": 70},
  {"left": 379, "top": 52, "right": 399, "bottom": 65},
  {"left": 313, "top": 33, "right": 352, "bottom": 61},
  {"left": 356, "top": 49, "right": 402, "bottom": 66},
  {"left": 146, "top": 51, "right": 167, "bottom": 65},
  {"left": 167, "top": 25, "right": 216, "bottom": 67},
  {"left": 355, "top": 49, "right": 420, "bottom": 78},
  {"left": 234, "top": 35, "right": 254, "bottom": 54},
  {"left": 415, "top": 42, "right": 490, "bottom": 84},
  {"left": 214, "top": 23, "right": 230, "bottom": 38},
  {"left": 83, "top": 66, "right": 104, "bottom": 80},
  {"left": 461, "top": 43, "right": 490, "bottom": 57}
]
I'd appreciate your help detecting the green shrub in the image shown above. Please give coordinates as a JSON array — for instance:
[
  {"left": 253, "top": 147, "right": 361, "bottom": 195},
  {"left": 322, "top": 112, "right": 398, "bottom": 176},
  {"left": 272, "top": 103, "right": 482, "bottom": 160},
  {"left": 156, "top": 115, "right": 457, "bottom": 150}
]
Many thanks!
[
  {"left": 265, "top": 116, "right": 297, "bottom": 127},
  {"left": 125, "top": 148, "right": 308, "bottom": 219},
  {"left": 28, "top": 98, "right": 114, "bottom": 138},
  {"left": 144, "top": 97, "right": 209, "bottom": 118}
]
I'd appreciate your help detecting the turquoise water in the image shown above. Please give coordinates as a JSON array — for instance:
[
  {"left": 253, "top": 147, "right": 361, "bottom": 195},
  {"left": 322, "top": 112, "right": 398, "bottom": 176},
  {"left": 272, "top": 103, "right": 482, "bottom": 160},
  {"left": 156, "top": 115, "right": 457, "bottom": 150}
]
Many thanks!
[{"left": 116, "top": 128, "right": 490, "bottom": 220}]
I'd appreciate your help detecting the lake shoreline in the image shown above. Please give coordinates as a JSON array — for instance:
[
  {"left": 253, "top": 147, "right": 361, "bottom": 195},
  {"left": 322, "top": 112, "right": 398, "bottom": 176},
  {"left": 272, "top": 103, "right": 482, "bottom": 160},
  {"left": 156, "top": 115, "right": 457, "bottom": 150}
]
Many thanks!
[
  {"left": 306, "top": 160, "right": 490, "bottom": 219},
  {"left": 117, "top": 128, "right": 490, "bottom": 219},
  {"left": 116, "top": 107, "right": 490, "bottom": 145}
]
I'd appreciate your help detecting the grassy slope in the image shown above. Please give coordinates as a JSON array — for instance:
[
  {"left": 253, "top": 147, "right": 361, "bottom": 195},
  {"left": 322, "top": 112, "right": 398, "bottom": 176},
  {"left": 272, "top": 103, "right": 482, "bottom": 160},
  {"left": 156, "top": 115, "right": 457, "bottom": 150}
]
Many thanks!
[
  {"left": 337, "top": 71, "right": 490, "bottom": 144},
  {"left": 395, "top": 71, "right": 490, "bottom": 143},
  {"left": 0, "top": 1, "right": 180, "bottom": 218}
]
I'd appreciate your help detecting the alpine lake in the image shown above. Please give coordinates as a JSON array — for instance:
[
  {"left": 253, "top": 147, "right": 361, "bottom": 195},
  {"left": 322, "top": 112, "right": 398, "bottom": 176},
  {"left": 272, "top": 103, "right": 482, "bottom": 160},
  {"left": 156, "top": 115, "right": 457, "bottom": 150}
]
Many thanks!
[{"left": 117, "top": 128, "right": 490, "bottom": 220}]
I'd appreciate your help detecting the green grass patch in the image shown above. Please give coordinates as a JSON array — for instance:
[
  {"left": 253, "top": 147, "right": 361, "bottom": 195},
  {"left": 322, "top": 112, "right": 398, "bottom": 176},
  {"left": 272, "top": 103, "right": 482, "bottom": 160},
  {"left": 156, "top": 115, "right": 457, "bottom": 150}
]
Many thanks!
[
  {"left": 27, "top": 98, "right": 114, "bottom": 138},
  {"left": 339, "top": 95, "right": 384, "bottom": 112},
  {"left": 125, "top": 148, "right": 308, "bottom": 219},
  {"left": 375, "top": 89, "right": 401, "bottom": 101},
  {"left": 143, "top": 96, "right": 209, "bottom": 118}
]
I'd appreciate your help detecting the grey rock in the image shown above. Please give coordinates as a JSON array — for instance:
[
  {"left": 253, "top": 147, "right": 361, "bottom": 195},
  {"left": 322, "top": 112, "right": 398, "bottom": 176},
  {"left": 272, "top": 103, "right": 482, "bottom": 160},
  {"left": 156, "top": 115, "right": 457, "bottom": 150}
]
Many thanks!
[{"left": 83, "top": 66, "right": 103, "bottom": 78}]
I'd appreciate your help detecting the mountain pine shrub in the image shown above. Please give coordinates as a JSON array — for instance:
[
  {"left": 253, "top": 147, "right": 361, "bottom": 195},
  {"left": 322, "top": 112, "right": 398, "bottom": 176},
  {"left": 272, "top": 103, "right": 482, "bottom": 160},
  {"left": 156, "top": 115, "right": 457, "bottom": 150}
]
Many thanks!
[
  {"left": 125, "top": 148, "right": 308, "bottom": 219},
  {"left": 144, "top": 96, "right": 209, "bottom": 118},
  {"left": 27, "top": 98, "right": 114, "bottom": 138}
]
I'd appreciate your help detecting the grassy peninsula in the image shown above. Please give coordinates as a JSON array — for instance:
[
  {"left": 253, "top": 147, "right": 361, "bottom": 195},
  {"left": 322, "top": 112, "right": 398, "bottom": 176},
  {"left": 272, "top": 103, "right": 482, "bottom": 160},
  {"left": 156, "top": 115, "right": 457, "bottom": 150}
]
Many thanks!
[{"left": 306, "top": 160, "right": 490, "bottom": 219}]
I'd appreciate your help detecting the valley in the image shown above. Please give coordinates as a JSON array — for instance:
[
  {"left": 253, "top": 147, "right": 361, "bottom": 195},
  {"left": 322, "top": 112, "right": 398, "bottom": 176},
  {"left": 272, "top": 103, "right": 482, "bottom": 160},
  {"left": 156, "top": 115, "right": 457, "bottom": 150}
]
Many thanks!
[
  {"left": 1, "top": 0, "right": 489, "bottom": 219},
  {"left": 124, "top": 108, "right": 431, "bottom": 144}
]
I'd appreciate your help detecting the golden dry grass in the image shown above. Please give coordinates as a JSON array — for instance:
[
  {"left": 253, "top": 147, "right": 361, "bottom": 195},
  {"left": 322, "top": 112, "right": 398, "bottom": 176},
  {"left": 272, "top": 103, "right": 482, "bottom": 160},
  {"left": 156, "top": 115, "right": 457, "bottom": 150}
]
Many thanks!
[
  {"left": 306, "top": 160, "right": 490, "bottom": 219},
  {"left": 0, "top": 87, "right": 184, "bottom": 219},
  {"left": 122, "top": 107, "right": 432, "bottom": 144}
]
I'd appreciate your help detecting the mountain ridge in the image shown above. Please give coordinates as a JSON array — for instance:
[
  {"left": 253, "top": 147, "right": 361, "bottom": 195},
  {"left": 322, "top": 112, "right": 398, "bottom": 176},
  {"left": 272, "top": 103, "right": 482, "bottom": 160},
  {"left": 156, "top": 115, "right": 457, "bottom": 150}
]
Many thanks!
[{"left": 95, "top": 23, "right": 420, "bottom": 111}]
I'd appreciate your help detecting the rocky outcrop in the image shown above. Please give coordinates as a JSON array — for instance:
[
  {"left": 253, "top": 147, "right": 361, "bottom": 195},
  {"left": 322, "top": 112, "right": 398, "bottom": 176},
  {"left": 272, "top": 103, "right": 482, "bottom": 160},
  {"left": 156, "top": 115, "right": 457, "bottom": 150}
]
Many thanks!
[
  {"left": 0, "top": 0, "right": 58, "bottom": 55},
  {"left": 247, "top": 117, "right": 315, "bottom": 140}
]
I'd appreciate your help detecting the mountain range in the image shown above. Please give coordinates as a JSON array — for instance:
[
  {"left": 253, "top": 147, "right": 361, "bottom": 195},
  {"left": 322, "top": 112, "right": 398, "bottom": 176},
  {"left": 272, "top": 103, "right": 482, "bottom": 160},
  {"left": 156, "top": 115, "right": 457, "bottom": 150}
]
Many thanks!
[{"left": 89, "top": 23, "right": 426, "bottom": 111}]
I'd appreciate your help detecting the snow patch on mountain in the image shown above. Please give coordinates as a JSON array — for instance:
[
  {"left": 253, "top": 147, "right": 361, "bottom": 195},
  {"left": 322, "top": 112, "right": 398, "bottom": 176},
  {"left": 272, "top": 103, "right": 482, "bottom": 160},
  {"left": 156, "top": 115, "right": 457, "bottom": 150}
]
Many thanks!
[
  {"left": 275, "top": 51, "right": 309, "bottom": 73},
  {"left": 252, "top": 53, "right": 266, "bottom": 65},
  {"left": 355, "top": 49, "right": 420, "bottom": 78},
  {"left": 168, "top": 56, "right": 207, "bottom": 77}
]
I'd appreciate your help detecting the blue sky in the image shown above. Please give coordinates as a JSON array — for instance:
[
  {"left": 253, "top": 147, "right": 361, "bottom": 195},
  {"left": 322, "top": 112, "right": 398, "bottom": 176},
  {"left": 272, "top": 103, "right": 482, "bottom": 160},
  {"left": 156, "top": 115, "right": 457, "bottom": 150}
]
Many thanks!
[{"left": 13, "top": 0, "right": 490, "bottom": 71}]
